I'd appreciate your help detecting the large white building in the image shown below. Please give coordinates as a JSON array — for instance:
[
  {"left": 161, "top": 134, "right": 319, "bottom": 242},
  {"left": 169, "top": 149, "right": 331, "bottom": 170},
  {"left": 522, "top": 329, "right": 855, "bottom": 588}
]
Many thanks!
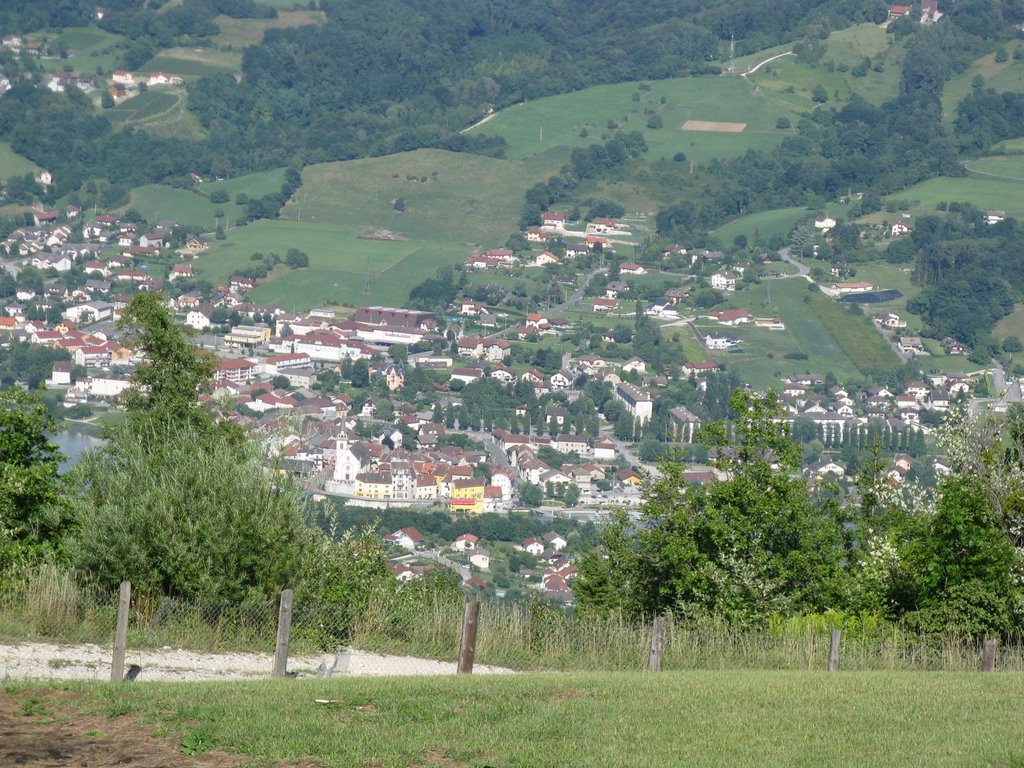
[{"left": 614, "top": 382, "right": 653, "bottom": 424}]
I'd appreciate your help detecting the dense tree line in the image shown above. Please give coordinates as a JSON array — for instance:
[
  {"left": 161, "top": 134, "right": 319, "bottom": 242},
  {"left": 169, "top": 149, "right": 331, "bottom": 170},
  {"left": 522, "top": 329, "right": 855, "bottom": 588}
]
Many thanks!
[
  {"left": 577, "top": 391, "right": 1024, "bottom": 638},
  {"left": 903, "top": 209, "right": 1024, "bottom": 348}
]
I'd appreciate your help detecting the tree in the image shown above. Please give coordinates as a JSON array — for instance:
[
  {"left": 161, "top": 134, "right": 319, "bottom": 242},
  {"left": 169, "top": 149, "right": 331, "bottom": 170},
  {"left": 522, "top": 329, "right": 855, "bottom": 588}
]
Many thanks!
[
  {"left": 285, "top": 248, "right": 309, "bottom": 268},
  {"left": 0, "top": 389, "right": 67, "bottom": 576},
  {"left": 66, "top": 423, "right": 314, "bottom": 602},
  {"left": 811, "top": 84, "right": 828, "bottom": 103},
  {"left": 118, "top": 293, "right": 217, "bottom": 433},
  {"left": 520, "top": 482, "right": 543, "bottom": 508},
  {"left": 578, "top": 390, "right": 846, "bottom": 621},
  {"left": 564, "top": 485, "right": 581, "bottom": 507}
]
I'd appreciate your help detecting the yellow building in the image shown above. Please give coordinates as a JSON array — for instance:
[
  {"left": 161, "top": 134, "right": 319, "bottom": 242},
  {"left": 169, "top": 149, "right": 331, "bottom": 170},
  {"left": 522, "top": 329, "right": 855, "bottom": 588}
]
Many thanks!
[{"left": 450, "top": 478, "right": 486, "bottom": 514}]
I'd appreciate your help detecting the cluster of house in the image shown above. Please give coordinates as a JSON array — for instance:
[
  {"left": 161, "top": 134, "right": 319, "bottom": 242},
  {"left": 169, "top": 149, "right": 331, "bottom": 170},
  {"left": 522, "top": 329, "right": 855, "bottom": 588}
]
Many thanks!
[
  {"left": 384, "top": 527, "right": 577, "bottom": 601},
  {"left": 107, "top": 69, "right": 179, "bottom": 103},
  {"left": 775, "top": 370, "right": 983, "bottom": 478},
  {"left": 887, "top": 0, "right": 941, "bottom": 23}
]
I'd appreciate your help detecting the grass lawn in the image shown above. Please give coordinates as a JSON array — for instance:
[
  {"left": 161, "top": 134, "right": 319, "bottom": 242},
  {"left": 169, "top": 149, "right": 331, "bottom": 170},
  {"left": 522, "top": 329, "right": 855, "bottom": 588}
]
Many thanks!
[
  {"left": 469, "top": 76, "right": 799, "bottom": 165},
  {"left": 196, "top": 220, "right": 464, "bottom": 310},
  {"left": 25, "top": 671, "right": 1023, "bottom": 768},
  {"left": 0, "top": 141, "right": 40, "bottom": 178},
  {"left": 285, "top": 150, "right": 549, "bottom": 246},
  {"left": 127, "top": 184, "right": 242, "bottom": 229},
  {"left": 212, "top": 10, "right": 326, "bottom": 48}
]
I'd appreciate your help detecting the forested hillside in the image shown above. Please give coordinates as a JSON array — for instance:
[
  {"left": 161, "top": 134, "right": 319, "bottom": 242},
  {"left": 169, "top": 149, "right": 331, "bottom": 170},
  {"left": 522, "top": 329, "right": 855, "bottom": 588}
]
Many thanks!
[{"left": 0, "top": 0, "right": 894, "bottom": 184}]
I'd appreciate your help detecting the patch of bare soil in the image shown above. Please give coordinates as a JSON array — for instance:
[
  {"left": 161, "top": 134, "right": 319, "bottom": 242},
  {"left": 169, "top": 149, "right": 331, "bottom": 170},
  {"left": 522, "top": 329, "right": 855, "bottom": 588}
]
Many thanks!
[
  {"left": 0, "top": 688, "right": 249, "bottom": 768},
  {"left": 359, "top": 229, "right": 407, "bottom": 241}
]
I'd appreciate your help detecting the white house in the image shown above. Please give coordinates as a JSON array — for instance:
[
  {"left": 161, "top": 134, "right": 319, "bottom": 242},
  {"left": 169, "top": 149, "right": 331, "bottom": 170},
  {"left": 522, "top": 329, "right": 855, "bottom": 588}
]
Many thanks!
[{"left": 710, "top": 272, "right": 738, "bottom": 292}]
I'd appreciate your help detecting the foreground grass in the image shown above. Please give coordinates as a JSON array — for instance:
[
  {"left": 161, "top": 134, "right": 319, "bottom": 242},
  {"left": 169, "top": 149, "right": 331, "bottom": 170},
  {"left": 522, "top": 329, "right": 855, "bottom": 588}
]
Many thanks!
[{"left": 72, "top": 672, "right": 1024, "bottom": 767}]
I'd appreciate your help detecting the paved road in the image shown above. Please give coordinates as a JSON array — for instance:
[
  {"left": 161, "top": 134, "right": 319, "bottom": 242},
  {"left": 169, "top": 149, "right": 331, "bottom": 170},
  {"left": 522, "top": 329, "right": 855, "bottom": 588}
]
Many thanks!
[
  {"left": 775, "top": 247, "right": 811, "bottom": 280},
  {"left": 462, "top": 429, "right": 510, "bottom": 469}
]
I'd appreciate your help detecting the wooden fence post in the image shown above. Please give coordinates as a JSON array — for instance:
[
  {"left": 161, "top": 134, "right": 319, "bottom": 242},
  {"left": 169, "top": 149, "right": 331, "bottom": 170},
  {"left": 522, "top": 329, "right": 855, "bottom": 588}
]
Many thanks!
[
  {"left": 457, "top": 601, "right": 480, "bottom": 674},
  {"left": 272, "top": 589, "right": 294, "bottom": 678},
  {"left": 982, "top": 639, "right": 998, "bottom": 672},
  {"left": 648, "top": 616, "right": 665, "bottom": 672},
  {"left": 827, "top": 629, "right": 841, "bottom": 673},
  {"left": 110, "top": 581, "right": 131, "bottom": 682}
]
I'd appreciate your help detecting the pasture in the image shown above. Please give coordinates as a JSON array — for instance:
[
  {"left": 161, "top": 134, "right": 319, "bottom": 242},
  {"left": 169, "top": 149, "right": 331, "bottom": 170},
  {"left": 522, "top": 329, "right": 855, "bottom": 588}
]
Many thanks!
[
  {"left": 284, "top": 150, "right": 549, "bottom": 246},
  {"left": 212, "top": 10, "right": 326, "bottom": 49},
  {"left": 711, "top": 206, "right": 808, "bottom": 247},
  {"left": 466, "top": 76, "right": 799, "bottom": 164},
  {"left": 44, "top": 28, "right": 129, "bottom": 78},
  {"left": 194, "top": 220, "right": 464, "bottom": 309},
  {"left": 127, "top": 185, "right": 242, "bottom": 229},
  {"left": 869, "top": 175, "right": 1024, "bottom": 220},
  {"left": 0, "top": 141, "right": 40, "bottom": 178},
  {"left": 204, "top": 167, "right": 287, "bottom": 200},
  {"left": 964, "top": 155, "right": 1024, "bottom": 182},
  {"left": 17, "top": 671, "right": 1023, "bottom": 768},
  {"left": 706, "top": 277, "right": 900, "bottom": 388},
  {"left": 749, "top": 24, "right": 906, "bottom": 108},
  {"left": 942, "top": 48, "right": 1024, "bottom": 122}
]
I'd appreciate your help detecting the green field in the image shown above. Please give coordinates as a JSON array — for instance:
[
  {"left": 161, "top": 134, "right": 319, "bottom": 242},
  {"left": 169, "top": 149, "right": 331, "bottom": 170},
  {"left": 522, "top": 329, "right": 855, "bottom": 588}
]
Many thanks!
[
  {"left": 748, "top": 25, "right": 906, "bottom": 109},
  {"left": 194, "top": 220, "right": 464, "bottom": 310},
  {"left": 711, "top": 206, "right": 808, "bottom": 247},
  {"left": 17, "top": 671, "right": 1024, "bottom": 768},
  {"left": 964, "top": 155, "right": 1024, "bottom": 182},
  {"left": 0, "top": 141, "right": 40, "bottom": 179},
  {"left": 468, "top": 76, "right": 799, "bottom": 165},
  {"left": 942, "top": 49, "right": 1024, "bottom": 122},
  {"left": 212, "top": 10, "right": 326, "bottom": 48},
  {"left": 704, "top": 277, "right": 899, "bottom": 387},
  {"left": 204, "top": 167, "right": 288, "bottom": 200},
  {"left": 127, "top": 184, "right": 242, "bottom": 229},
  {"left": 44, "top": 28, "right": 129, "bottom": 78},
  {"left": 106, "top": 90, "right": 181, "bottom": 124},
  {"left": 145, "top": 48, "right": 241, "bottom": 78},
  {"left": 868, "top": 176, "right": 1024, "bottom": 221},
  {"left": 284, "top": 150, "right": 549, "bottom": 246}
]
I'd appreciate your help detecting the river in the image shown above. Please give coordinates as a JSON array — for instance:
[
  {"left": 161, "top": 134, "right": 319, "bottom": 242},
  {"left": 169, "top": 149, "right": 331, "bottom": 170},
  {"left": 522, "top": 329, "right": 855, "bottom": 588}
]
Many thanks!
[{"left": 52, "top": 426, "right": 104, "bottom": 472}]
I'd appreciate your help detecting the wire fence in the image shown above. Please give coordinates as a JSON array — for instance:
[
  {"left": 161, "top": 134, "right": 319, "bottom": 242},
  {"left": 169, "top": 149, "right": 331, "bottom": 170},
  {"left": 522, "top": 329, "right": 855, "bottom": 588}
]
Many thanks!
[{"left": 1, "top": 574, "right": 1022, "bottom": 673}]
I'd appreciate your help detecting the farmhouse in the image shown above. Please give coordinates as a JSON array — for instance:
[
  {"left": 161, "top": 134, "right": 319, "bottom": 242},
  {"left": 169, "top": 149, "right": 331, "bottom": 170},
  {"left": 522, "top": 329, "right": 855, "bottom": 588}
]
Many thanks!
[
  {"left": 707, "top": 308, "right": 751, "bottom": 326},
  {"left": 832, "top": 281, "right": 875, "bottom": 294}
]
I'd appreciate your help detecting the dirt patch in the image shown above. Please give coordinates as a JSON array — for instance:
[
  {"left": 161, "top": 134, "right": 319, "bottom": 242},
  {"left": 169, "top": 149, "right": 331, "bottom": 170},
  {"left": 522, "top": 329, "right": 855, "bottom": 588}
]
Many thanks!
[
  {"left": 359, "top": 229, "right": 408, "bottom": 241},
  {"left": 681, "top": 120, "right": 747, "bottom": 133},
  {"left": 0, "top": 688, "right": 246, "bottom": 768}
]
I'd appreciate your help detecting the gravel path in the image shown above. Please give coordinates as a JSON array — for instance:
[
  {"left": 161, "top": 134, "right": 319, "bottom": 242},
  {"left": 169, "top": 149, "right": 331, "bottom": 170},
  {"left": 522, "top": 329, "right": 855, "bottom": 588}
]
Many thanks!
[{"left": 0, "top": 641, "right": 513, "bottom": 682}]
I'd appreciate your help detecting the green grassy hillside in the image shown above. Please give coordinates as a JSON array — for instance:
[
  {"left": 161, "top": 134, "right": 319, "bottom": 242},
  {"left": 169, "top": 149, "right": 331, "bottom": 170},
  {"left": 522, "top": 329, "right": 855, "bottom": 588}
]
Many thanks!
[
  {"left": 36, "top": 671, "right": 1024, "bottom": 768},
  {"left": 468, "top": 76, "right": 799, "bottom": 165},
  {"left": 193, "top": 220, "right": 463, "bottom": 310},
  {"left": 284, "top": 149, "right": 548, "bottom": 246},
  {"left": 0, "top": 141, "right": 41, "bottom": 178}
]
